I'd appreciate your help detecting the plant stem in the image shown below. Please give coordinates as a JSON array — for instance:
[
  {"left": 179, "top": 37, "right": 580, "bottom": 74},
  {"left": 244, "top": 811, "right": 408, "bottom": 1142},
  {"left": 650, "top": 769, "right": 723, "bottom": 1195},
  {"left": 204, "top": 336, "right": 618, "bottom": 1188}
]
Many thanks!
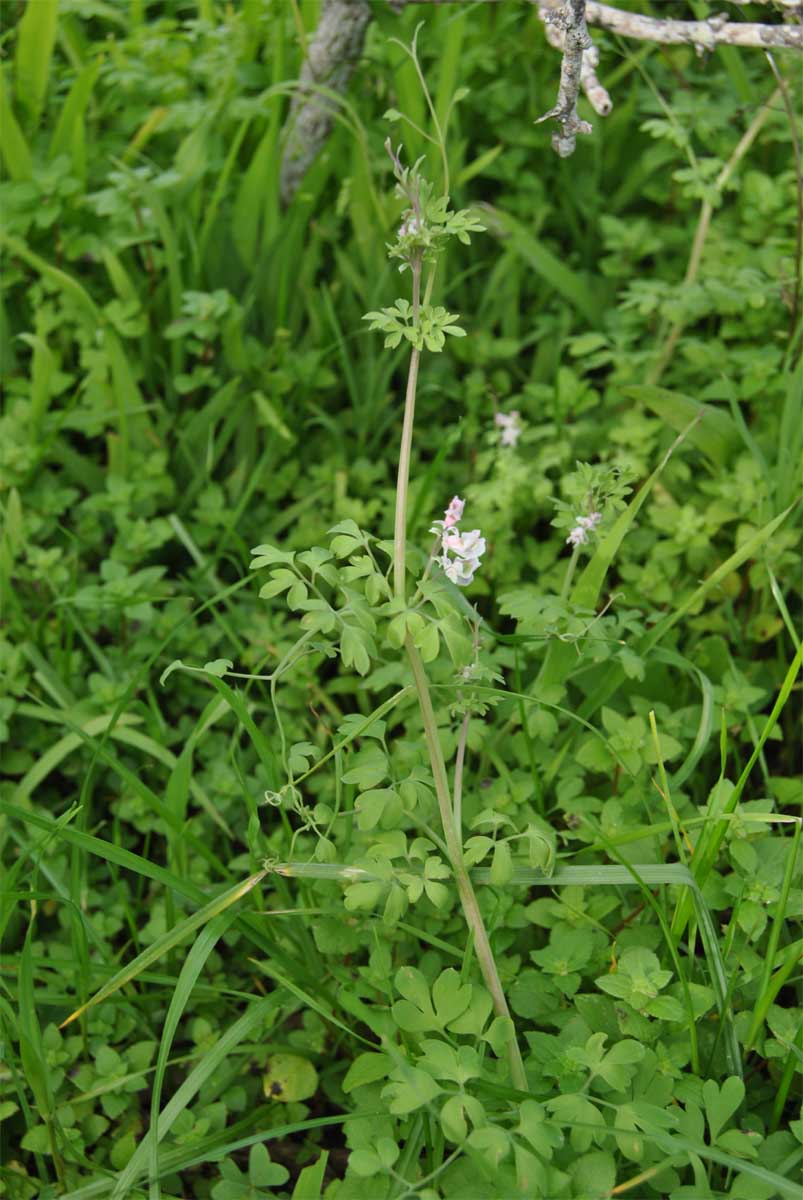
[
  {"left": 393, "top": 259, "right": 422, "bottom": 601},
  {"left": 560, "top": 543, "right": 581, "bottom": 601},
  {"left": 391, "top": 282, "right": 527, "bottom": 1087},
  {"left": 453, "top": 712, "right": 470, "bottom": 838},
  {"left": 405, "top": 638, "right": 527, "bottom": 1090}
]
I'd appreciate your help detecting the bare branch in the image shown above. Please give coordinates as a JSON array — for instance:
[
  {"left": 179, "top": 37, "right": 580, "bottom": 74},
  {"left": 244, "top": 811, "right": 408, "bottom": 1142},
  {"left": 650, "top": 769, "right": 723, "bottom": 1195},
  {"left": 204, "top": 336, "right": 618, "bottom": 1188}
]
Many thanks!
[
  {"left": 536, "top": 0, "right": 595, "bottom": 157},
  {"left": 279, "top": 0, "right": 372, "bottom": 207},
  {"left": 727, "top": 0, "right": 802, "bottom": 8},
  {"left": 583, "top": 1, "right": 802, "bottom": 51},
  {"left": 280, "top": 0, "right": 801, "bottom": 187},
  {"left": 537, "top": 0, "right": 612, "bottom": 117}
]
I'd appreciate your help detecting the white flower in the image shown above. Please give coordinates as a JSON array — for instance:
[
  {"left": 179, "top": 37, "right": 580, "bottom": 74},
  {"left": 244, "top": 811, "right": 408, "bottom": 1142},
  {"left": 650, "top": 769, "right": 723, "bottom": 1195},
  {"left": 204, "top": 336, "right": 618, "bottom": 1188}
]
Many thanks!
[
  {"left": 442, "top": 554, "right": 481, "bottom": 586},
  {"left": 399, "top": 214, "right": 422, "bottom": 238},
  {"left": 566, "top": 511, "right": 602, "bottom": 547},
  {"left": 452, "top": 529, "right": 486, "bottom": 559},
  {"left": 494, "top": 409, "right": 522, "bottom": 448},
  {"left": 431, "top": 498, "right": 484, "bottom": 587}
]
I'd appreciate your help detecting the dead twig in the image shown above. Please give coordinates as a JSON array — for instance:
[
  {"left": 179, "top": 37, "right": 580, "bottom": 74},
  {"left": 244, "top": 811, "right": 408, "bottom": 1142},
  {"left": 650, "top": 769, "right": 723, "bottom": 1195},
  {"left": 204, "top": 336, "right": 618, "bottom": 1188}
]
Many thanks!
[{"left": 536, "top": 0, "right": 595, "bottom": 157}]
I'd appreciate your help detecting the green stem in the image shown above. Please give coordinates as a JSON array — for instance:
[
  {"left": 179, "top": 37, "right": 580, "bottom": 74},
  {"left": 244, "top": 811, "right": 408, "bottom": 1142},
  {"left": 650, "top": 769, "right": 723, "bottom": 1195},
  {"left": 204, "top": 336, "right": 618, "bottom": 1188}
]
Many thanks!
[
  {"left": 453, "top": 712, "right": 470, "bottom": 838},
  {"left": 405, "top": 638, "right": 527, "bottom": 1090},
  {"left": 393, "top": 260, "right": 422, "bottom": 601},
  {"left": 560, "top": 543, "right": 581, "bottom": 602},
  {"left": 391, "top": 296, "right": 527, "bottom": 1087}
]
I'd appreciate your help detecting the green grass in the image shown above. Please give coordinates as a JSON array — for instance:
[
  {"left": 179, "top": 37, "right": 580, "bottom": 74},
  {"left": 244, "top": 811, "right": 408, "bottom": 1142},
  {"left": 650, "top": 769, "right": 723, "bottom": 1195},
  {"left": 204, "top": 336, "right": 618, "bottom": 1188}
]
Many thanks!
[{"left": 1, "top": 1, "right": 801, "bottom": 1197}]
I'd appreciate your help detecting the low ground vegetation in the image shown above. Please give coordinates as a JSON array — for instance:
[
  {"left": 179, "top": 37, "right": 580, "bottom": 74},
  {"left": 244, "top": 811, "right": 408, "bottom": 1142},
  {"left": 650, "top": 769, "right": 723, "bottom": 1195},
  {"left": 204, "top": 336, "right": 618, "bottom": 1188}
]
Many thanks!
[{"left": 0, "top": 3, "right": 801, "bottom": 1198}]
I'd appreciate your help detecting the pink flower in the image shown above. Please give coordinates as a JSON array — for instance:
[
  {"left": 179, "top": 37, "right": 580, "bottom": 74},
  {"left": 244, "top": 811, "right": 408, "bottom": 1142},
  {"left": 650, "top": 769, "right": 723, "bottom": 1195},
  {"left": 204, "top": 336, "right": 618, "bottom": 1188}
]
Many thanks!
[{"left": 442, "top": 495, "right": 465, "bottom": 529}]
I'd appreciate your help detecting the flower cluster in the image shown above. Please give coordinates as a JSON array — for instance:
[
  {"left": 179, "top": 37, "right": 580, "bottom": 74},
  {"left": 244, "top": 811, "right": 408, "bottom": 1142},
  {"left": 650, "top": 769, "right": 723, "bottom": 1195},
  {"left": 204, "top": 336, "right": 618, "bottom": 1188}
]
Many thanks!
[
  {"left": 398, "top": 213, "right": 423, "bottom": 239},
  {"left": 566, "top": 511, "right": 602, "bottom": 546},
  {"left": 430, "top": 496, "right": 486, "bottom": 587},
  {"left": 494, "top": 409, "right": 522, "bottom": 448}
]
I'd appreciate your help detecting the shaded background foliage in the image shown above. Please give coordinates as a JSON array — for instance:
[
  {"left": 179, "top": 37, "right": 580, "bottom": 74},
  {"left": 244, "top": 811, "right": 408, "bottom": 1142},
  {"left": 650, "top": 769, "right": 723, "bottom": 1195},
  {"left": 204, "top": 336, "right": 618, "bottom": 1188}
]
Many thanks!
[{"left": 0, "top": 1, "right": 801, "bottom": 1197}]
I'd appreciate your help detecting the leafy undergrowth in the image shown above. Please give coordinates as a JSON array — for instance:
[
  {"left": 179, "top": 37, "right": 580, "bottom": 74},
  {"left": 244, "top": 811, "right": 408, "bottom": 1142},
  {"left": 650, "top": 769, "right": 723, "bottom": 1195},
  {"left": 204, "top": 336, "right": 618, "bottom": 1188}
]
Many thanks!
[{"left": 1, "top": 3, "right": 801, "bottom": 1199}]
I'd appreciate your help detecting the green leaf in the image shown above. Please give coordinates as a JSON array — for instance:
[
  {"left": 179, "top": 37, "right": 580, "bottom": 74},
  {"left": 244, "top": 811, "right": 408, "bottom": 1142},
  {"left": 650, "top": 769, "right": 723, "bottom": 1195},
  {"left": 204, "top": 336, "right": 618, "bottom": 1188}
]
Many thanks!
[
  {"left": 355, "top": 788, "right": 396, "bottom": 831},
  {"left": 329, "top": 519, "right": 366, "bottom": 557},
  {"left": 393, "top": 966, "right": 436, "bottom": 1032},
  {"left": 415, "top": 620, "right": 440, "bottom": 662},
  {"left": 466, "top": 1124, "right": 510, "bottom": 1170},
  {"left": 254, "top": 391, "right": 295, "bottom": 442},
  {"left": 343, "top": 1052, "right": 393, "bottom": 1093},
  {"left": 382, "top": 1063, "right": 441, "bottom": 1115},
  {"left": 349, "top": 1149, "right": 383, "bottom": 1177},
  {"left": 517, "top": 1099, "right": 561, "bottom": 1159},
  {"left": 547, "top": 1093, "right": 605, "bottom": 1152},
  {"left": 340, "top": 624, "right": 373, "bottom": 675},
  {"left": 263, "top": 1054, "right": 318, "bottom": 1103},
  {"left": 202, "top": 658, "right": 233, "bottom": 678},
  {"left": 716, "top": 1129, "right": 759, "bottom": 1158},
  {"left": 336, "top": 713, "right": 386, "bottom": 743},
  {"left": 249, "top": 1143, "right": 290, "bottom": 1187},
  {"left": 432, "top": 969, "right": 472, "bottom": 1028},
  {"left": 449, "top": 987, "right": 493, "bottom": 1037},
  {"left": 341, "top": 747, "right": 388, "bottom": 789},
  {"left": 21, "top": 1124, "right": 50, "bottom": 1154},
  {"left": 291, "top": 1151, "right": 329, "bottom": 1200},
  {"left": 569, "top": 1150, "right": 617, "bottom": 1199},
  {"left": 259, "top": 568, "right": 297, "bottom": 599},
  {"left": 110, "top": 1131, "right": 137, "bottom": 1170},
  {"left": 644, "top": 994, "right": 685, "bottom": 1021},
  {"left": 343, "top": 880, "right": 386, "bottom": 912},
  {"left": 596, "top": 1040, "right": 645, "bottom": 1090},
  {"left": 490, "top": 840, "right": 513, "bottom": 886},
  {"left": 250, "top": 543, "right": 295, "bottom": 567},
  {"left": 703, "top": 1076, "right": 745, "bottom": 1143}
]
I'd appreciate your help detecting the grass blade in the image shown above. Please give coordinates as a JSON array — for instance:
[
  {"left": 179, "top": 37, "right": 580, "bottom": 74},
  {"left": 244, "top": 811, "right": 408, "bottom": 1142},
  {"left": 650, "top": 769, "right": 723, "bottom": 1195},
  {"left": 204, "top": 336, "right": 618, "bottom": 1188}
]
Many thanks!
[
  {"left": 14, "top": 0, "right": 58, "bottom": 128},
  {"left": 483, "top": 205, "right": 600, "bottom": 324},
  {"left": 624, "top": 384, "right": 741, "bottom": 469},
  {"left": 60, "top": 869, "right": 268, "bottom": 1027},
  {"left": 743, "top": 817, "right": 802, "bottom": 1051},
  {"left": 60, "top": 995, "right": 278, "bottom": 1200},
  {"left": 0, "top": 70, "right": 33, "bottom": 179},
  {"left": 576, "top": 503, "right": 797, "bottom": 725},
  {"left": 111, "top": 911, "right": 237, "bottom": 1199},
  {"left": 49, "top": 58, "right": 101, "bottom": 180}
]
